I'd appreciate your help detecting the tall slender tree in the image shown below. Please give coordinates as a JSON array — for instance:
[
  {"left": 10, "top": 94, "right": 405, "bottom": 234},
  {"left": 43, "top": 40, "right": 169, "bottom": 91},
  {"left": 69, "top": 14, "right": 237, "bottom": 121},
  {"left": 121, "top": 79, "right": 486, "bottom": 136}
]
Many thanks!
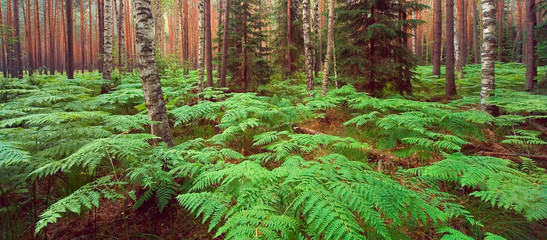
[
  {"left": 480, "top": 0, "right": 498, "bottom": 115},
  {"left": 66, "top": 0, "right": 75, "bottom": 79},
  {"left": 303, "top": 0, "right": 313, "bottom": 91},
  {"left": 287, "top": 0, "right": 292, "bottom": 74},
  {"left": 118, "top": 0, "right": 126, "bottom": 73},
  {"left": 0, "top": 4, "right": 6, "bottom": 77},
  {"left": 80, "top": 0, "right": 86, "bottom": 73},
  {"left": 446, "top": 0, "right": 457, "bottom": 96},
  {"left": 497, "top": 0, "right": 503, "bottom": 61},
  {"left": 89, "top": 0, "right": 94, "bottom": 71},
  {"left": 241, "top": 0, "right": 248, "bottom": 91},
  {"left": 98, "top": 0, "right": 104, "bottom": 72},
  {"left": 432, "top": 0, "right": 442, "bottom": 76},
  {"left": 13, "top": 0, "right": 23, "bottom": 78},
  {"left": 103, "top": 0, "right": 113, "bottom": 84},
  {"left": 134, "top": 0, "right": 174, "bottom": 147},
  {"left": 197, "top": 0, "right": 205, "bottom": 91},
  {"left": 204, "top": 0, "right": 213, "bottom": 87},
  {"left": 472, "top": 0, "right": 479, "bottom": 63},
  {"left": 525, "top": 0, "right": 536, "bottom": 91},
  {"left": 321, "top": 0, "right": 334, "bottom": 96},
  {"left": 220, "top": 0, "right": 230, "bottom": 87}
]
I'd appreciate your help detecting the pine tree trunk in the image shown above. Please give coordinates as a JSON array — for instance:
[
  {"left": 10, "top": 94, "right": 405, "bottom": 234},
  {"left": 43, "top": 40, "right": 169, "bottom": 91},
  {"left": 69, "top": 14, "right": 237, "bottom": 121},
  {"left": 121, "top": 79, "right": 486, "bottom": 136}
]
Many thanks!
[
  {"left": 216, "top": 0, "right": 222, "bottom": 80},
  {"left": 103, "top": 0, "right": 113, "bottom": 82},
  {"left": 220, "top": 0, "right": 230, "bottom": 88},
  {"left": 497, "top": 0, "right": 503, "bottom": 62},
  {"left": 454, "top": 0, "right": 462, "bottom": 78},
  {"left": 432, "top": 0, "right": 442, "bottom": 76},
  {"left": 0, "top": 5, "right": 6, "bottom": 77},
  {"left": 480, "top": 0, "right": 498, "bottom": 115},
  {"left": 13, "top": 0, "right": 23, "bottom": 78},
  {"left": 302, "top": 0, "right": 313, "bottom": 91},
  {"left": 80, "top": 0, "right": 85, "bottom": 73},
  {"left": 512, "top": 0, "right": 522, "bottom": 62},
  {"left": 66, "top": 0, "right": 74, "bottom": 79},
  {"left": 242, "top": 0, "right": 248, "bottom": 92},
  {"left": 446, "top": 0, "right": 457, "bottom": 96},
  {"left": 134, "top": 0, "right": 174, "bottom": 147},
  {"left": 287, "top": 0, "right": 292, "bottom": 74},
  {"left": 197, "top": 0, "right": 205, "bottom": 91},
  {"left": 472, "top": 0, "right": 479, "bottom": 63},
  {"left": 204, "top": 0, "right": 213, "bottom": 87},
  {"left": 89, "top": 0, "right": 94, "bottom": 71},
  {"left": 313, "top": 0, "right": 319, "bottom": 77},
  {"left": 525, "top": 0, "right": 536, "bottom": 91},
  {"left": 321, "top": 0, "right": 334, "bottom": 97}
]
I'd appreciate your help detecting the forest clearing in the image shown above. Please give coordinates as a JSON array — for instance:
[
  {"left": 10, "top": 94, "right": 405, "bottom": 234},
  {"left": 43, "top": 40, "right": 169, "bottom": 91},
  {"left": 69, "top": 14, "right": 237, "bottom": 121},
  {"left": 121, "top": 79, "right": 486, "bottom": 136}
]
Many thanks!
[{"left": 1, "top": 0, "right": 547, "bottom": 239}]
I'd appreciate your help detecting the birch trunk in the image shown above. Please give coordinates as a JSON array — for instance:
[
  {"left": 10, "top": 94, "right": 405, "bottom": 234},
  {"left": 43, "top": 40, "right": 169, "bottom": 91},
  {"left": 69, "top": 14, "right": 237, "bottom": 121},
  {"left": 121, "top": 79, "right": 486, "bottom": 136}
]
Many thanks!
[
  {"left": 103, "top": 0, "right": 113, "bottom": 81},
  {"left": 480, "top": 0, "right": 498, "bottom": 115},
  {"left": 446, "top": 0, "right": 457, "bottom": 95},
  {"left": 134, "top": 0, "right": 174, "bottom": 147},
  {"left": 302, "top": 0, "right": 314, "bottom": 91},
  {"left": 321, "top": 0, "right": 334, "bottom": 96}
]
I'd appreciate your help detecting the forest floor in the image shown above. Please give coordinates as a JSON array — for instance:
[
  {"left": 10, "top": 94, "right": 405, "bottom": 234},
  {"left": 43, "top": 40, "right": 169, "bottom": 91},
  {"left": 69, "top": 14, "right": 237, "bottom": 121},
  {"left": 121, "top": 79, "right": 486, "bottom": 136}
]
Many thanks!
[{"left": 3, "top": 63, "right": 547, "bottom": 240}]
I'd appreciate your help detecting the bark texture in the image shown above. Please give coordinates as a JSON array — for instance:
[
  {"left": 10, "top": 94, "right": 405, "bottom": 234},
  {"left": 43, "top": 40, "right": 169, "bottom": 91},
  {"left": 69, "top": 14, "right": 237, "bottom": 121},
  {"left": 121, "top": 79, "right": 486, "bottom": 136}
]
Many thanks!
[
  {"left": 302, "top": 0, "right": 314, "bottom": 91},
  {"left": 103, "top": 0, "right": 113, "bottom": 81},
  {"left": 118, "top": 0, "right": 126, "bottom": 73},
  {"left": 446, "top": 0, "right": 457, "bottom": 96},
  {"left": 204, "top": 0, "right": 213, "bottom": 87},
  {"left": 432, "top": 0, "right": 442, "bottom": 76},
  {"left": 480, "top": 0, "right": 498, "bottom": 115},
  {"left": 66, "top": 0, "right": 74, "bottom": 79},
  {"left": 134, "top": 0, "right": 174, "bottom": 147},
  {"left": 198, "top": 0, "right": 205, "bottom": 91},
  {"left": 525, "top": 0, "right": 536, "bottom": 91},
  {"left": 220, "top": 0, "right": 230, "bottom": 88},
  {"left": 472, "top": 0, "right": 479, "bottom": 63},
  {"left": 13, "top": 0, "right": 23, "bottom": 78},
  {"left": 321, "top": 0, "right": 335, "bottom": 96}
]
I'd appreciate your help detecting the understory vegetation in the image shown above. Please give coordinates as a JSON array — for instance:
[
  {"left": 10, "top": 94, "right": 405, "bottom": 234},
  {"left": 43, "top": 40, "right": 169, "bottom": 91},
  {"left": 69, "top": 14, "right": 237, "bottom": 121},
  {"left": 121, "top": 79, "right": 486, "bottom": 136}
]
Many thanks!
[{"left": 1, "top": 63, "right": 546, "bottom": 239}]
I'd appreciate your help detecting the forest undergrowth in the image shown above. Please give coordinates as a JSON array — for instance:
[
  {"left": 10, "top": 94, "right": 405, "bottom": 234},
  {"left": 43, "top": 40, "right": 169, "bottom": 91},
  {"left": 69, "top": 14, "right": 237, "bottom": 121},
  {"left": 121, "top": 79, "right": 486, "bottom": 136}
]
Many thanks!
[{"left": 1, "top": 63, "right": 546, "bottom": 240}]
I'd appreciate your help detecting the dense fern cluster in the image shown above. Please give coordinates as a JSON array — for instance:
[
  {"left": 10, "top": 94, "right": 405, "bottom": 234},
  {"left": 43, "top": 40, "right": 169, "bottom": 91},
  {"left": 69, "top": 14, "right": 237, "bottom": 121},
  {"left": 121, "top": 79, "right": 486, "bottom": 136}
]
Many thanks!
[{"left": 1, "top": 67, "right": 546, "bottom": 239}]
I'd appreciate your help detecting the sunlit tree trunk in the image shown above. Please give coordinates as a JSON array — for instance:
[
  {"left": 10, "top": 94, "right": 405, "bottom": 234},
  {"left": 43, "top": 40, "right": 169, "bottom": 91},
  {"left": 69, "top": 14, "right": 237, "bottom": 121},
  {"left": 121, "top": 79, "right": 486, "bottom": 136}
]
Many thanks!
[
  {"left": 98, "top": 0, "right": 104, "bottom": 73},
  {"left": 313, "top": 0, "right": 319, "bottom": 77},
  {"left": 454, "top": 0, "right": 462, "bottom": 78},
  {"left": 524, "top": 0, "right": 536, "bottom": 91},
  {"left": 220, "top": 0, "right": 230, "bottom": 88},
  {"left": 216, "top": 0, "right": 222, "bottom": 80},
  {"left": 446, "top": 0, "right": 457, "bottom": 96},
  {"left": 480, "top": 0, "right": 498, "bottom": 115},
  {"left": 432, "top": 0, "right": 442, "bottom": 76},
  {"left": 134, "top": 0, "right": 174, "bottom": 147},
  {"left": 321, "top": 0, "right": 334, "bottom": 96},
  {"left": 303, "top": 0, "right": 313, "bottom": 91}
]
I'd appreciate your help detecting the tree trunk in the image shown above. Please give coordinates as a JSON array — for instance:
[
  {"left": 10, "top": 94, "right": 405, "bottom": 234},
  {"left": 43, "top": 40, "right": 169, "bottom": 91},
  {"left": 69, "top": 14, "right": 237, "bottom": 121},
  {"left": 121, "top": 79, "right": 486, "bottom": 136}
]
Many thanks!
[
  {"left": 118, "top": 0, "right": 126, "bottom": 73},
  {"left": 66, "top": 0, "right": 74, "bottom": 79},
  {"left": 134, "top": 0, "right": 174, "bottom": 147},
  {"left": 216, "top": 0, "right": 222, "bottom": 80},
  {"left": 432, "top": 0, "right": 442, "bottom": 76},
  {"left": 89, "top": 0, "right": 94, "bottom": 71},
  {"left": 480, "top": 0, "right": 498, "bottom": 116},
  {"left": 204, "top": 0, "right": 213, "bottom": 87},
  {"left": 287, "top": 0, "right": 292, "bottom": 74},
  {"left": 13, "top": 0, "right": 23, "bottom": 78},
  {"left": 98, "top": 0, "right": 104, "bottom": 73},
  {"left": 313, "top": 0, "right": 319, "bottom": 77},
  {"left": 80, "top": 0, "right": 85, "bottom": 73},
  {"left": 197, "top": 0, "right": 205, "bottom": 91},
  {"left": 525, "top": 0, "right": 536, "bottom": 91},
  {"left": 455, "top": 0, "right": 462, "bottom": 78},
  {"left": 103, "top": 0, "right": 113, "bottom": 82},
  {"left": 220, "top": 0, "right": 230, "bottom": 88},
  {"left": 369, "top": 6, "right": 375, "bottom": 93},
  {"left": 242, "top": 0, "right": 248, "bottom": 92},
  {"left": 321, "top": 0, "right": 334, "bottom": 97},
  {"left": 446, "top": 0, "right": 457, "bottom": 96},
  {"left": 0, "top": 4, "right": 6, "bottom": 77},
  {"left": 497, "top": 0, "right": 503, "bottom": 62},
  {"left": 472, "top": 0, "right": 478, "bottom": 63},
  {"left": 512, "top": 0, "right": 522, "bottom": 62},
  {"left": 302, "top": 0, "right": 313, "bottom": 91}
]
